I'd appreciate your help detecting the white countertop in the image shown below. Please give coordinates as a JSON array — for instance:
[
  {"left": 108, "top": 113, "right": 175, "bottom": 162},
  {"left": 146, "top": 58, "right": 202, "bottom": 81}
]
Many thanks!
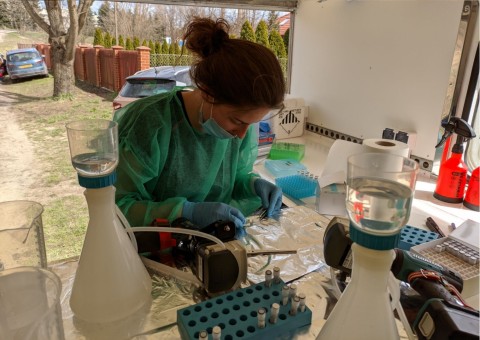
[{"left": 255, "top": 131, "right": 480, "bottom": 308}]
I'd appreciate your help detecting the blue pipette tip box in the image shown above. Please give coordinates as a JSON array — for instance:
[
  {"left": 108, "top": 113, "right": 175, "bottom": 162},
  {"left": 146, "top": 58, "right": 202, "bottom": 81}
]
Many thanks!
[
  {"left": 398, "top": 225, "right": 439, "bottom": 250},
  {"left": 275, "top": 174, "right": 317, "bottom": 199},
  {"left": 177, "top": 279, "right": 312, "bottom": 340},
  {"left": 265, "top": 159, "right": 307, "bottom": 178}
]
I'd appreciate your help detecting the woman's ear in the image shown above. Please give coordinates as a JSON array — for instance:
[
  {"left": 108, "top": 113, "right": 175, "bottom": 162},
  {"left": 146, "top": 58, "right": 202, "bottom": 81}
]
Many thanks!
[{"left": 200, "top": 91, "right": 215, "bottom": 104}]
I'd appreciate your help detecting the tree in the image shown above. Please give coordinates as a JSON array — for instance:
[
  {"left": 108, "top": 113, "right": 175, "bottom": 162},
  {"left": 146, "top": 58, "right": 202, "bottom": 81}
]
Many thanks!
[
  {"left": 240, "top": 21, "right": 255, "bottom": 42},
  {"left": 104, "top": 32, "right": 112, "bottom": 48},
  {"left": 255, "top": 20, "right": 270, "bottom": 48},
  {"left": 118, "top": 35, "right": 125, "bottom": 47},
  {"left": 266, "top": 11, "right": 280, "bottom": 32},
  {"left": 133, "top": 37, "right": 140, "bottom": 49},
  {"left": 125, "top": 37, "right": 133, "bottom": 50},
  {"left": 269, "top": 30, "right": 286, "bottom": 58},
  {"left": 149, "top": 40, "right": 155, "bottom": 52},
  {"left": 97, "top": 1, "right": 111, "bottom": 31},
  {"left": 161, "top": 40, "right": 169, "bottom": 54},
  {"left": 168, "top": 43, "right": 175, "bottom": 54},
  {"left": 111, "top": 36, "right": 116, "bottom": 46},
  {"left": 93, "top": 28, "right": 104, "bottom": 46},
  {"left": 155, "top": 42, "right": 161, "bottom": 54},
  {"left": 283, "top": 28, "right": 290, "bottom": 54},
  {"left": 142, "top": 39, "right": 148, "bottom": 47},
  {"left": 20, "top": 0, "right": 95, "bottom": 97}
]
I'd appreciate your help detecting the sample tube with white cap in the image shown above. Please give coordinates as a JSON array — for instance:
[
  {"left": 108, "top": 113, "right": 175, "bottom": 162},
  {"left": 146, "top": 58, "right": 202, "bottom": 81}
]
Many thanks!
[
  {"left": 270, "top": 303, "right": 280, "bottom": 324},
  {"left": 212, "top": 326, "right": 221, "bottom": 340},
  {"left": 198, "top": 330, "right": 208, "bottom": 339},
  {"left": 258, "top": 308, "right": 266, "bottom": 328},
  {"left": 298, "top": 292, "right": 306, "bottom": 312},
  {"left": 290, "top": 296, "right": 300, "bottom": 316},
  {"left": 273, "top": 266, "right": 281, "bottom": 283},
  {"left": 265, "top": 269, "right": 273, "bottom": 287},
  {"left": 282, "top": 285, "right": 289, "bottom": 305}
]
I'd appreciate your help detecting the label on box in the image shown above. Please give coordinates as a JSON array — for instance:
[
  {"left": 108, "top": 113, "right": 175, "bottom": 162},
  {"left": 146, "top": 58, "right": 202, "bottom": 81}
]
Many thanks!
[{"left": 271, "top": 107, "right": 305, "bottom": 139}]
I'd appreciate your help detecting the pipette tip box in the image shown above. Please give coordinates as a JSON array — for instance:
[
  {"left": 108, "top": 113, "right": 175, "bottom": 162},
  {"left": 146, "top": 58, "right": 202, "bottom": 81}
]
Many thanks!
[
  {"left": 275, "top": 174, "right": 317, "bottom": 199},
  {"left": 268, "top": 142, "right": 305, "bottom": 161},
  {"left": 177, "top": 279, "right": 312, "bottom": 340}
]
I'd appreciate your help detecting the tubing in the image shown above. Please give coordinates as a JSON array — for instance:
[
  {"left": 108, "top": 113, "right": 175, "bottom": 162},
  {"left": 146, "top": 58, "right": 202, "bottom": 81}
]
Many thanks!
[
  {"left": 115, "top": 206, "right": 138, "bottom": 252},
  {"left": 125, "top": 227, "right": 226, "bottom": 249}
]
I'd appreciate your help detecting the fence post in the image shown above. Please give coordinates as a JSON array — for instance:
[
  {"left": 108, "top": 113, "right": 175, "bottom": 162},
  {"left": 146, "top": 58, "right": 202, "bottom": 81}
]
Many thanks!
[
  {"left": 93, "top": 45, "right": 103, "bottom": 87},
  {"left": 112, "top": 45, "right": 124, "bottom": 92},
  {"left": 136, "top": 46, "right": 150, "bottom": 71},
  {"left": 77, "top": 45, "right": 88, "bottom": 81}
]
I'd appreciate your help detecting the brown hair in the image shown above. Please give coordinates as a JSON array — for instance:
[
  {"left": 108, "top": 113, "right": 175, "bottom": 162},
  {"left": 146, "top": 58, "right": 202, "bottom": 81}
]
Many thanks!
[{"left": 183, "top": 17, "right": 285, "bottom": 110}]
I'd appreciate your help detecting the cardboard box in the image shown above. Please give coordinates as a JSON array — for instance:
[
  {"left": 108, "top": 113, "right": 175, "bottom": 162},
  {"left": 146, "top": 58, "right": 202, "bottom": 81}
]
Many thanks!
[{"left": 270, "top": 98, "right": 307, "bottom": 140}]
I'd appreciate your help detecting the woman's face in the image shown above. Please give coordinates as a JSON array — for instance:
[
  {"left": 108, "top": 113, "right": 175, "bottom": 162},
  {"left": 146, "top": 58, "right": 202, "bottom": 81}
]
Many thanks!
[{"left": 210, "top": 103, "right": 272, "bottom": 139}]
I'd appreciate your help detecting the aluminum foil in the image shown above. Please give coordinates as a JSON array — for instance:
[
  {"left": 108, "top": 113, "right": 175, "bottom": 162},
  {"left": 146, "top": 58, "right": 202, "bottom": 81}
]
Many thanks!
[{"left": 51, "top": 205, "right": 408, "bottom": 339}]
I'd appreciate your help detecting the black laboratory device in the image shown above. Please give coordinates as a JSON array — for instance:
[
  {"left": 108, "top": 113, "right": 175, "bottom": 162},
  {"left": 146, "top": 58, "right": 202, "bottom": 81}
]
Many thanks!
[
  {"left": 323, "top": 218, "right": 479, "bottom": 339},
  {"left": 323, "top": 217, "right": 463, "bottom": 290},
  {"left": 134, "top": 218, "right": 247, "bottom": 295}
]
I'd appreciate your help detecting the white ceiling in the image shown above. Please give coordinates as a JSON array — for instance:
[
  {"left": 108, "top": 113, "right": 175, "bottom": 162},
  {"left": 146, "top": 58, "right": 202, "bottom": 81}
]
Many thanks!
[{"left": 107, "top": 0, "right": 298, "bottom": 11}]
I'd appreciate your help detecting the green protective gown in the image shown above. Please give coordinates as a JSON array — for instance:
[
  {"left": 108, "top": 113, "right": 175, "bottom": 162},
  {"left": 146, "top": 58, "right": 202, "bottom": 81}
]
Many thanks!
[{"left": 113, "top": 88, "right": 261, "bottom": 227}]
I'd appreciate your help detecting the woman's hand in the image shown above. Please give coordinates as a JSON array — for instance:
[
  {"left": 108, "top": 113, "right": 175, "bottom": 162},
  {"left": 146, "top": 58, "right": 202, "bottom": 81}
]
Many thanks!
[
  {"left": 182, "top": 201, "right": 246, "bottom": 238},
  {"left": 254, "top": 178, "right": 283, "bottom": 217}
]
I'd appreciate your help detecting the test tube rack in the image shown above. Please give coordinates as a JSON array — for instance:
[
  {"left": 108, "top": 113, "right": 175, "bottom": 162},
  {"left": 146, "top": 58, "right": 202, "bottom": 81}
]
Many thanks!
[
  {"left": 398, "top": 225, "right": 439, "bottom": 250},
  {"left": 177, "top": 279, "right": 312, "bottom": 340}
]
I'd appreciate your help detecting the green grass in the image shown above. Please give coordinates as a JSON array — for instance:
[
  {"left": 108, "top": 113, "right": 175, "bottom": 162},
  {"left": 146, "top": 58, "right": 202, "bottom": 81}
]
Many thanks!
[
  {"left": 0, "top": 30, "right": 48, "bottom": 54},
  {"left": 43, "top": 195, "right": 88, "bottom": 262},
  {"left": 6, "top": 75, "right": 116, "bottom": 263}
]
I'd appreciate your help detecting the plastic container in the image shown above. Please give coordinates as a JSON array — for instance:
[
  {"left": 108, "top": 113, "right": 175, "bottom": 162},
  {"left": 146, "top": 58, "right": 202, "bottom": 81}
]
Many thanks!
[
  {"left": 464, "top": 167, "right": 479, "bottom": 211},
  {"left": 69, "top": 185, "right": 152, "bottom": 323},
  {"left": 265, "top": 159, "right": 306, "bottom": 177},
  {"left": 0, "top": 200, "right": 47, "bottom": 269},
  {"left": 268, "top": 142, "right": 305, "bottom": 161},
  {"left": 66, "top": 120, "right": 118, "bottom": 178},
  {"left": 275, "top": 174, "right": 317, "bottom": 199},
  {"left": 0, "top": 266, "right": 65, "bottom": 339},
  {"left": 317, "top": 244, "right": 399, "bottom": 340}
]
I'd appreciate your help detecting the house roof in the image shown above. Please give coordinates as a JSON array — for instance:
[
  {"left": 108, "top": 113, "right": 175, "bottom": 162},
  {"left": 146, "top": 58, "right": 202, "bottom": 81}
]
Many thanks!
[{"left": 277, "top": 13, "right": 290, "bottom": 35}]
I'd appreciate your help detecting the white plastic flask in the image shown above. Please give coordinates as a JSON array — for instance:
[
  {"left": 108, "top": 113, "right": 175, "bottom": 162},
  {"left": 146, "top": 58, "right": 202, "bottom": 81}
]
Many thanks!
[
  {"left": 69, "top": 180, "right": 152, "bottom": 323},
  {"left": 317, "top": 243, "right": 399, "bottom": 340}
]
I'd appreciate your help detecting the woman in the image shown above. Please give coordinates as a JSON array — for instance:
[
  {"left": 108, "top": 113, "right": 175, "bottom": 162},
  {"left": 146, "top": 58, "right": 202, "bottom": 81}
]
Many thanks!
[{"left": 114, "top": 17, "right": 285, "bottom": 237}]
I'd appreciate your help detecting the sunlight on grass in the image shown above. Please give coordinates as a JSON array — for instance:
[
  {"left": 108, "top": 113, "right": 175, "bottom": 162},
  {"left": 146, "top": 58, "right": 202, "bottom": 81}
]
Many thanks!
[{"left": 43, "top": 195, "right": 88, "bottom": 262}]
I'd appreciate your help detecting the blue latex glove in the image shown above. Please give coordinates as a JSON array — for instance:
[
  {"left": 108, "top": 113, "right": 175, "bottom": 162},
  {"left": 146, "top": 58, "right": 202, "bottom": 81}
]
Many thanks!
[
  {"left": 254, "top": 178, "right": 283, "bottom": 217},
  {"left": 182, "top": 201, "right": 246, "bottom": 238}
]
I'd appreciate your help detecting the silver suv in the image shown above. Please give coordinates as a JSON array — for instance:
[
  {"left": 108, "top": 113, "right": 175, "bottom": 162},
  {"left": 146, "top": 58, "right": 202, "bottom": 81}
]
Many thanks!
[{"left": 112, "top": 66, "right": 193, "bottom": 111}]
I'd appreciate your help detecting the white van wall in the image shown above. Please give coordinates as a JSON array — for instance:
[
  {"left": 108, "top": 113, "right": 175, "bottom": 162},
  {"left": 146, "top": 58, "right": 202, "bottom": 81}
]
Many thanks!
[{"left": 290, "top": 0, "right": 465, "bottom": 160}]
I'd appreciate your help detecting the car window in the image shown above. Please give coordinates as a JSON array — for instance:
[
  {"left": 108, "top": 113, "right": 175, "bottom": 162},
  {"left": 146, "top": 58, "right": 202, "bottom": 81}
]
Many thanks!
[
  {"left": 8, "top": 51, "right": 40, "bottom": 62},
  {"left": 120, "top": 79, "right": 176, "bottom": 98}
]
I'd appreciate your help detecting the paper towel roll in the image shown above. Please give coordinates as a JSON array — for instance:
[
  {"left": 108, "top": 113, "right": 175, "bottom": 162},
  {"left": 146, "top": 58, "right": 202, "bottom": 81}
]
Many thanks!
[
  {"left": 319, "top": 138, "right": 410, "bottom": 187},
  {"left": 362, "top": 138, "right": 409, "bottom": 158}
]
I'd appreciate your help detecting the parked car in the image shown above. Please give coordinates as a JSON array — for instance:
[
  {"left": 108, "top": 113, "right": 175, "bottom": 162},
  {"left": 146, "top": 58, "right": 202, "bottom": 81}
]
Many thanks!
[
  {"left": 113, "top": 66, "right": 193, "bottom": 111},
  {"left": 0, "top": 53, "right": 6, "bottom": 80},
  {"left": 5, "top": 48, "right": 48, "bottom": 81}
]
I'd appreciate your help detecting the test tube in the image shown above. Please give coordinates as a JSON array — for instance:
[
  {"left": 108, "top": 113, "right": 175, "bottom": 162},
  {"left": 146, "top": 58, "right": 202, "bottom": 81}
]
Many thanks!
[
  {"left": 270, "top": 303, "right": 280, "bottom": 324},
  {"left": 258, "top": 307, "right": 266, "bottom": 328},
  {"left": 212, "top": 326, "right": 221, "bottom": 340},
  {"left": 198, "top": 330, "right": 208, "bottom": 340},
  {"left": 273, "top": 266, "right": 281, "bottom": 284},
  {"left": 265, "top": 269, "right": 273, "bottom": 287},
  {"left": 289, "top": 284, "right": 297, "bottom": 300},
  {"left": 298, "top": 292, "right": 306, "bottom": 312},
  {"left": 290, "top": 296, "right": 300, "bottom": 316},
  {"left": 282, "top": 285, "right": 289, "bottom": 305}
]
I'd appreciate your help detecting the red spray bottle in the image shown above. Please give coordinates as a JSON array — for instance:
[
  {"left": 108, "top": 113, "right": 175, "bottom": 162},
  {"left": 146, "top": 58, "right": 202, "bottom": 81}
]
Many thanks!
[
  {"left": 464, "top": 167, "right": 479, "bottom": 211},
  {"left": 434, "top": 117, "right": 476, "bottom": 203}
]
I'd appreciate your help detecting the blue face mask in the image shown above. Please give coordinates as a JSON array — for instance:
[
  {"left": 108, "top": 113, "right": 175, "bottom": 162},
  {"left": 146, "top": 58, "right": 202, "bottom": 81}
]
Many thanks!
[{"left": 198, "top": 100, "right": 236, "bottom": 139}]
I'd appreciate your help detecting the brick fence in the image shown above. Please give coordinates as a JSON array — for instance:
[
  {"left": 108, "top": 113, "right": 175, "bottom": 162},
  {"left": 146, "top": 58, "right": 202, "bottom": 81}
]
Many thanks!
[{"left": 35, "top": 44, "right": 150, "bottom": 92}]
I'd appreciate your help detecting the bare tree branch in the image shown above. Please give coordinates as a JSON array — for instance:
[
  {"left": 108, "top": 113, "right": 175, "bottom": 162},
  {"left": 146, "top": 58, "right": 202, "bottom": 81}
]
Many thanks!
[{"left": 19, "top": 0, "right": 50, "bottom": 33}]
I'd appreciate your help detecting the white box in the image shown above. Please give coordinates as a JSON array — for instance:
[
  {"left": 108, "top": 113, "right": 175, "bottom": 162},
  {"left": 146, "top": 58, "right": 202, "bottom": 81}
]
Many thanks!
[{"left": 270, "top": 98, "right": 307, "bottom": 140}]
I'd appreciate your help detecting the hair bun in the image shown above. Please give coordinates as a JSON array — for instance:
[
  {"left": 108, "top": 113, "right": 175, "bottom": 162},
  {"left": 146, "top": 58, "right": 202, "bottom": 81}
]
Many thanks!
[{"left": 184, "top": 18, "right": 230, "bottom": 57}]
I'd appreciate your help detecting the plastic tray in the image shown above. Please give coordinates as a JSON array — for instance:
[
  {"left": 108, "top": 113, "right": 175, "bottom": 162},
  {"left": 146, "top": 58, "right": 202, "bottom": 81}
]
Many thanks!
[
  {"left": 177, "top": 279, "right": 312, "bottom": 340},
  {"left": 275, "top": 174, "right": 318, "bottom": 199},
  {"left": 398, "top": 225, "right": 439, "bottom": 250},
  {"left": 268, "top": 142, "right": 305, "bottom": 161},
  {"left": 265, "top": 159, "right": 306, "bottom": 178}
]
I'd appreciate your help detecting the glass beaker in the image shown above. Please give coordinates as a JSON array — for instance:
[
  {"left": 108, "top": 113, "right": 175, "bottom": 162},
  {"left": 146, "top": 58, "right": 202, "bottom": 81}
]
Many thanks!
[
  {"left": 0, "top": 266, "right": 65, "bottom": 340},
  {"left": 66, "top": 120, "right": 118, "bottom": 177},
  {"left": 0, "top": 201, "right": 47, "bottom": 269},
  {"left": 346, "top": 153, "right": 418, "bottom": 236}
]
